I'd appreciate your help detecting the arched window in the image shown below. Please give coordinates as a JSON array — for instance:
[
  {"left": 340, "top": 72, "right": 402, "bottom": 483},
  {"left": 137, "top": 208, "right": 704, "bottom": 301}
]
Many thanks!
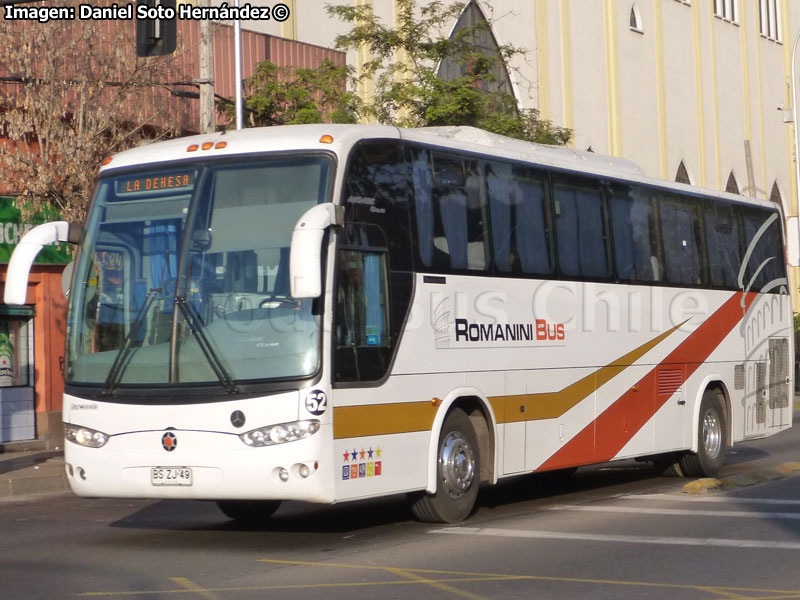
[
  {"left": 675, "top": 161, "right": 692, "bottom": 185},
  {"left": 725, "top": 171, "right": 740, "bottom": 195},
  {"left": 630, "top": 4, "right": 643, "bottom": 33},
  {"left": 769, "top": 181, "right": 783, "bottom": 207},
  {"left": 437, "top": 1, "right": 515, "bottom": 96}
]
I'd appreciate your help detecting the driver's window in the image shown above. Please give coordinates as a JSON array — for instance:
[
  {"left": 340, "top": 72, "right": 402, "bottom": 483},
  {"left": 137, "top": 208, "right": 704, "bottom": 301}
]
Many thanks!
[{"left": 334, "top": 249, "right": 391, "bottom": 382}]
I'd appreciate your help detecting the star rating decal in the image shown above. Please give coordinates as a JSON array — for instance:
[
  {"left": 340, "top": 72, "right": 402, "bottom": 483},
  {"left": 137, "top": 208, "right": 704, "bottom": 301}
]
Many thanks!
[{"left": 340, "top": 447, "right": 383, "bottom": 480}]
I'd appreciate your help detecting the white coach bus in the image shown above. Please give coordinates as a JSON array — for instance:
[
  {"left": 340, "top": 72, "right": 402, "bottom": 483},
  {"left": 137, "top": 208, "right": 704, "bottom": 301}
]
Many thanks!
[{"left": 4, "top": 125, "right": 794, "bottom": 523}]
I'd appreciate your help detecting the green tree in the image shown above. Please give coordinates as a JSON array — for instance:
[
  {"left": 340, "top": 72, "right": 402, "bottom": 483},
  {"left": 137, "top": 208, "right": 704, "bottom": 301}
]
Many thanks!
[
  {"left": 327, "top": 0, "right": 571, "bottom": 145},
  {"left": 227, "top": 59, "right": 362, "bottom": 127}
]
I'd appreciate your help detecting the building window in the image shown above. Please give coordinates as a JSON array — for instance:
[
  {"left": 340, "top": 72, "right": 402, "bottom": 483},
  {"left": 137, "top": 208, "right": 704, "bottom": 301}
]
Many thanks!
[
  {"left": 437, "top": 1, "right": 515, "bottom": 96},
  {"left": 714, "top": 0, "right": 738, "bottom": 24},
  {"left": 630, "top": 4, "right": 643, "bottom": 33},
  {"left": 675, "top": 161, "right": 692, "bottom": 185},
  {"left": 759, "top": 0, "right": 782, "bottom": 42},
  {"left": 725, "top": 171, "right": 740, "bottom": 195}
]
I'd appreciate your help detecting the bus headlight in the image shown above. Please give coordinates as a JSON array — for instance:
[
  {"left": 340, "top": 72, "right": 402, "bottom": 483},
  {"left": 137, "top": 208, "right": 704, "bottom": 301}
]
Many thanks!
[
  {"left": 65, "top": 424, "right": 109, "bottom": 448},
  {"left": 240, "top": 420, "right": 320, "bottom": 447}
]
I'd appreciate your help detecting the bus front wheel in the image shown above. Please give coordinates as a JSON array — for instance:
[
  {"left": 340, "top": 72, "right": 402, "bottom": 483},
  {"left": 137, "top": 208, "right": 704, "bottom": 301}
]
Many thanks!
[
  {"left": 678, "top": 389, "right": 727, "bottom": 477},
  {"left": 216, "top": 500, "right": 281, "bottom": 522},
  {"left": 408, "top": 408, "right": 480, "bottom": 523}
]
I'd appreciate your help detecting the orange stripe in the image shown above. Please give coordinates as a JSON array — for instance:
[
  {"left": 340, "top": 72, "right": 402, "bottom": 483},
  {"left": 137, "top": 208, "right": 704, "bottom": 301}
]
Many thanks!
[
  {"left": 539, "top": 291, "right": 754, "bottom": 471},
  {"left": 489, "top": 321, "right": 685, "bottom": 423}
]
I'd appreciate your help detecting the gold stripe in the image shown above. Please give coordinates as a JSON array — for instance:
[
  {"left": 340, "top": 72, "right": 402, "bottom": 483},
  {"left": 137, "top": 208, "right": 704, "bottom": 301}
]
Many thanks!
[
  {"left": 490, "top": 322, "right": 684, "bottom": 423},
  {"left": 559, "top": 1, "right": 574, "bottom": 135},
  {"left": 334, "top": 401, "right": 438, "bottom": 439},
  {"left": 738, "top": 0, "right": 754, "bottom": 195},
  {"left": 708, "top": 2, "right": 722, "bottom": 189},
  {"left": 603, "top": 0, "right": 622, "bottom": 156},
  {"left": 653, "top": 0, "right": 668, "bottom": 179},
  {"left": 535, "top": 0, "right": 550, "bottom": 120},
  {"left": 691, "top": 1, "right": 708, "bottom": 186},
  {"left": 279, "top": 0, "right": 297, "bottom": 40}
]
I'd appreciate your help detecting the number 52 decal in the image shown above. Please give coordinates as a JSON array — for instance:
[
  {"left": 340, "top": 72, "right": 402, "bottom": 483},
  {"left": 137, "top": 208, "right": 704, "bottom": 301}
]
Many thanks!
[{"left": 305, "top": 390, "right": 327, "bottom": 415}]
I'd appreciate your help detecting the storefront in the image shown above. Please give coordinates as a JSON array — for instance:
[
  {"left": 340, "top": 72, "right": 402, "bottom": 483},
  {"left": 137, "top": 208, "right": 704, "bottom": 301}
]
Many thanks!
[{"left": 0, "top": 197, "right": 70, "bottom": 449}]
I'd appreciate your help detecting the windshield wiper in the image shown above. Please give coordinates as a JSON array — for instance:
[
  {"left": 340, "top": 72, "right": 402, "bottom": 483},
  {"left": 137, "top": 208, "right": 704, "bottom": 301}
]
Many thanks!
[
  {"left": 174, "top": 296, "right": 239, "bottom": 394},
  {"left": 102, "top": 288, "right": 160, "bottom": 395}
]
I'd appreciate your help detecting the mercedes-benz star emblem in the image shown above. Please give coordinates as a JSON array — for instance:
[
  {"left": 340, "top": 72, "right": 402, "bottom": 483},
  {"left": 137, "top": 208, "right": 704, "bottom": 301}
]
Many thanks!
[
  {"left": 230, "top": 410, "right": 246, "bottom": 428},
  {"left": 162, "top": 432, "right": 178, "bottom": 452}
]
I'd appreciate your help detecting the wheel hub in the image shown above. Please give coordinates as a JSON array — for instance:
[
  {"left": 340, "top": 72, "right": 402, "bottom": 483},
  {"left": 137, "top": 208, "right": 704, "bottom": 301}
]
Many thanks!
[
  {"left": 702, "top": 409, "right": 722, "bottom": 460},
  {"left": 440, "top": 431, "right": 476, "bottom": 498}
]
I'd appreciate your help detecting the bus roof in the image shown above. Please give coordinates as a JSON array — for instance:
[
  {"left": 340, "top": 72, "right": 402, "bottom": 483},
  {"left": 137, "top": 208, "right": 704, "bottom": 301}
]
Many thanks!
[{"left": 100, "top": 124, "right": 777, "bottom": 212}]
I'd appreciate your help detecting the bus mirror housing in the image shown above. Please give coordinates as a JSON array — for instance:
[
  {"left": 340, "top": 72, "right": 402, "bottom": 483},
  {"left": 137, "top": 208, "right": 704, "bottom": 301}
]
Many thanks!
[
  {"left": 290, "top": 204, "right": 344, "bottom": 299},
  {"left": 786, "top": 216, "right": 800, "bottom": 267},
  {"left": 4, "top": 221, "right": 83, "bottom": 305}
]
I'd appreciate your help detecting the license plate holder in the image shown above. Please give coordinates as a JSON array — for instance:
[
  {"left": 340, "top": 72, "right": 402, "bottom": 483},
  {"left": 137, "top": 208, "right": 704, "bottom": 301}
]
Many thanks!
[{"left": 150, "top": 467, "right": 193, "bottom": 486}]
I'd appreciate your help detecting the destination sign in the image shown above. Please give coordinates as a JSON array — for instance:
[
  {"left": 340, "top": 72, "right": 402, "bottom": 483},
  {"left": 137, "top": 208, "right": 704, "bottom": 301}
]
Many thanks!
[{"left": 116, "top": 172, "right": 195, "bottom": 195}]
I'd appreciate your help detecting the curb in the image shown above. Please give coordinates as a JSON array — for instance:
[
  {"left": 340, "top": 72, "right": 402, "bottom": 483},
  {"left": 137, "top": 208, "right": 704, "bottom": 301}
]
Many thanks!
[
  {"left": 0, "top": 457, "right": 69, "bottom": 500},
  {"left": 682, "top": 462, "right": 800, "bottom": 494}
]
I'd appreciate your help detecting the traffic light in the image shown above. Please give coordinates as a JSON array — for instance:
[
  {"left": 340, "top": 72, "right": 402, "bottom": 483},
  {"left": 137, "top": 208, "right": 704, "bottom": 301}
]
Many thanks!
[{"left": 135, "top": 0, "right": 177, "bottom": 57}]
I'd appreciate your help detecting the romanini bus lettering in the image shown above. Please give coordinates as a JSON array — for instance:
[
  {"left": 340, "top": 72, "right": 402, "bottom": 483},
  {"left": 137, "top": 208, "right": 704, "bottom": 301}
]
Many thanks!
[{"left": 454, "top": 318, "right": 565, "bottom": 342}]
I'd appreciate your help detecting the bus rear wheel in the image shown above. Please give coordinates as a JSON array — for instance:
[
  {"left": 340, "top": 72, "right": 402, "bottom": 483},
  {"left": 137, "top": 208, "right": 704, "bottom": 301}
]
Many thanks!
[
  {"left": 216, "top": 500, "right": 281, "bottom": 522},
  {"left": 408, "top": 408, "right": 480, "bottom": 523},
  {"left": 678, "top": 389, "right": 727, "bottom": 477}
]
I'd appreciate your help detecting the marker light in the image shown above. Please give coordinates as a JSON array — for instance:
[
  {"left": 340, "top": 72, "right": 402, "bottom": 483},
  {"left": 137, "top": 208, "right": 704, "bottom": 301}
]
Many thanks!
[
  {"left": 319, "top": 135, "right": 334, "bottom": 144},
  {"left": 100, "top": 157, "right": 113, "bottom": 166},
  {"left": 239, "top": 420, "right": 320, "bottom": 447},
  {"left": 187, "top": 144, "right": 199, "bottom": 152},
  {"left": 201, "top": 142, "right": 214, "bottom": 150},
  {"left": 65, "top": 424, "right": 109, "bottom": 448},
  {"left": 215, "top": 141, "right": 227, "bottom": 149}
]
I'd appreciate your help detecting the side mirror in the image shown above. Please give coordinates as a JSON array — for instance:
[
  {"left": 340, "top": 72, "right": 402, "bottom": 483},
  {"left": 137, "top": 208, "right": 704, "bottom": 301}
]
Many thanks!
[
  {"left": 289, "top": 204, "right": 344, "bottom": 299},
  {"left": 4, "top": 221, "right": 83, "bottom": 305}
]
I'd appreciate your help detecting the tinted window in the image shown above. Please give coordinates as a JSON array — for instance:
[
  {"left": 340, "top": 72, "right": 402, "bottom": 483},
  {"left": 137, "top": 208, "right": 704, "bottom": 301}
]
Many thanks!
[
  {"left": 704, "top": 202, "right": 741, "bottom": 288},
  {"left": 553, "top": 177, "right": 610, "bottom": 278},
  {"left": 742, "top": 209, "right": 786, "bottom": 293},
  {"left": 659, "top": 197, "right": 705, "bottom": 285},
  {"left": 486, "top": 161, "right": 552, "bottom": 275},
  {"left": 610, "top": 185, "right": 662, "bottom": 282},
  {"left": 344, "top": 141, "right": 413, "bottom": 270},
  {"left": 410, "top": 148, "right": 488, "bottom": 271}
]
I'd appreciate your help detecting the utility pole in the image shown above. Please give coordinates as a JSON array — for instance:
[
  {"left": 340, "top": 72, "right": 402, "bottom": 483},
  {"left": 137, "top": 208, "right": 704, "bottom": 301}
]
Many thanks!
[{"left": 197, "top": 2, "right": 215, "bottom": 133}]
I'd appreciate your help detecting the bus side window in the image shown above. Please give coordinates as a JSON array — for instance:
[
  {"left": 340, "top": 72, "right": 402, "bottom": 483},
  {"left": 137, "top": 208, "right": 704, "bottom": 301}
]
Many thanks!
[
  {"left": 610, "top": 185, "right": 661, "bottom": 283},
  {"left": 487, "top": 161, "right": 552, "bottom": 275},
  {"left": 704, "top": 203, "right": 741, "bottom": 289},
  {"left": 742, "top": 209, "right": 786, "bottom": 293},
  {"left": 411, "top": 149, "right": 489, "bottom": 272},
  {"left": 553, "top": 177, "right": 611, "bottom": 279},
  {"left": 659, "top": 197, "right": 706, "bottom": 286}
]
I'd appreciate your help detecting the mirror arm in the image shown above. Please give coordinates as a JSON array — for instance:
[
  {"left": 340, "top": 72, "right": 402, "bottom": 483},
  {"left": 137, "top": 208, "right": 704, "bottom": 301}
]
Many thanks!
[{"left": 4, "top": 221, "right": 82, "bottom": 305}]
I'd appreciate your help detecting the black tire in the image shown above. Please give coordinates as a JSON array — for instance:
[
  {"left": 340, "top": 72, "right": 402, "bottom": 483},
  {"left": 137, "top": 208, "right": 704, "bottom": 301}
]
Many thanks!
[
  {"left": 408, "top": 408, "right": 480, "bottom": 523},
  {"left": 216, "top": 500, "right": 281, "bottom": 522},
  {"left": 678, "top": 389, "right": 727, "bottom": 477}
]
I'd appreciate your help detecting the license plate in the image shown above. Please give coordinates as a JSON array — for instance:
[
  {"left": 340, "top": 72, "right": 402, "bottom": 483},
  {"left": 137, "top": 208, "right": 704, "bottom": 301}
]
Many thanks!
[{"left": 151, "top": 467, "right": 193, "bottom": 486}]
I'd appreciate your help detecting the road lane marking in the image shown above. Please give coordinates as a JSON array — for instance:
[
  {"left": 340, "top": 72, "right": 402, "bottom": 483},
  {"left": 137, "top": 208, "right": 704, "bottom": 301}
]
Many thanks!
[
  {"left": 620, "top": 493, "right": 800, "bottom": 506},
  {"left": 385, "top": 567, "right": 489, "bottom": 600},
  {"left": 169, "top": 578, "right": 221, "bottom": 600},
  {"left": 551, "top": 505, "right": 800, "bottom": 519},
  {"left": 431, "top": 526, "right": 800, "bottom": 550},
  {"left": 76, "top": 556, "right": 800, "bottom": 599}
]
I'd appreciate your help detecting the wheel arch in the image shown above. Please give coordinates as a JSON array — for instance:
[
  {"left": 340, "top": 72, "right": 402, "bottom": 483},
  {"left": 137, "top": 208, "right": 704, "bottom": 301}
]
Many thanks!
[{"left": 425, "top": 387, "right": 497, "bottom": 494}]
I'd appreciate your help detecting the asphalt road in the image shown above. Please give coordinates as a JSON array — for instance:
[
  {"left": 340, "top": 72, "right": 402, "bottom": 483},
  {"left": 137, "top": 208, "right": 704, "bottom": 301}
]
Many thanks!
[{"left": 2, "top": 419, "right": 800, "bottom": 600}]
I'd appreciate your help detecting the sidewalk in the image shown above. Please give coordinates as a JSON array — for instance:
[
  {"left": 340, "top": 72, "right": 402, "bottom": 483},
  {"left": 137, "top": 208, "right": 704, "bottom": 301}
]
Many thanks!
[{"left": 0, "top": 442, "right": 68, "bottom": 499}]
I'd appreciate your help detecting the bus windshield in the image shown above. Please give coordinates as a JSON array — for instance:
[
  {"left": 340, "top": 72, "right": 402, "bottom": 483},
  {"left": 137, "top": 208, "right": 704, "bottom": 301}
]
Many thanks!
[{"left": 66, "top": 155, "right": 332, "bottom": 391}]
